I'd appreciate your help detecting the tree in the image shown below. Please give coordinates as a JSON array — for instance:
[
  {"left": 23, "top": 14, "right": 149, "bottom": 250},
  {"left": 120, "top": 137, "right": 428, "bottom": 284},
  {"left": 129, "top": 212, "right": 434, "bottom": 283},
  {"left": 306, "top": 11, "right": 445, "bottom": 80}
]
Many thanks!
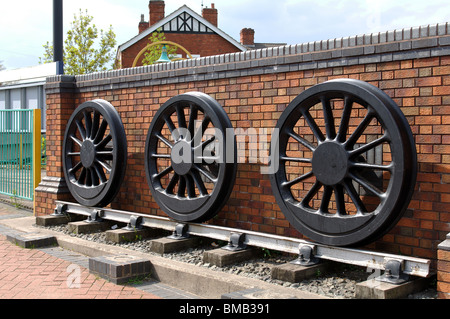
[
  {"left": 0, "top": 61, "right": 5, "bottom": 71},
  {"left": 39, "top": 9, "right": 117, "bottom": 75},
  {"left": 141, "top": 29, "right": 177, "bottom": 66}
]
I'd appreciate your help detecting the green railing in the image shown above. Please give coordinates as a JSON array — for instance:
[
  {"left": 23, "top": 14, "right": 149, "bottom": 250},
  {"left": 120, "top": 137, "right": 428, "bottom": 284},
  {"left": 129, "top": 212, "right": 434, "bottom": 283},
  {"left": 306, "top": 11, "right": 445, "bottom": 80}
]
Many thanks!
[{"left": 0, "top": 109, "right": 41, "bottom": 201}]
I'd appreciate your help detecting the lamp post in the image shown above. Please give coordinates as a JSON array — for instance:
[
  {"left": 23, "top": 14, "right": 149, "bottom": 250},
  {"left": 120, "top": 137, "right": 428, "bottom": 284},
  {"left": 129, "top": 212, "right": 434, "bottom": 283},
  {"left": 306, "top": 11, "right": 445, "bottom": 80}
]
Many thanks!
[{"left": 53, "top": 0, "right": 64, "bottom": 74}]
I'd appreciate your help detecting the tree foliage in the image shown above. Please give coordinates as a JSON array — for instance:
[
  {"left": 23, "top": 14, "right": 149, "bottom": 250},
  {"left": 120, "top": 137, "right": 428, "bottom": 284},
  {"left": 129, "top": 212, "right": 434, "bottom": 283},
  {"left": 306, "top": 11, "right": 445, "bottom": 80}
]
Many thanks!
[
  {"left": 0, "top": 61, "right": 5, "bottom": 71},
  {"left": 39, "top": 9, "right": 117, "bottom": 75},
  {"left": 141, "top": 29, "right": 177, "bottom": 65}
]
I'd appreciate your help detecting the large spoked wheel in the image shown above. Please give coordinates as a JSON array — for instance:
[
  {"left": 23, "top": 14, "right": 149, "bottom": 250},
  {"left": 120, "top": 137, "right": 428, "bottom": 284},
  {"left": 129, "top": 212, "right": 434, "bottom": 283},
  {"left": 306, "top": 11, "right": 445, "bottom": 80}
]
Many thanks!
[
  {"left": 63, "top": 100, "right": 128, "bottom": 207},
  {"left": 145, "top": 92, "right": 237, "bottom": 223},
  {"left": 270, "top": 79, "right": 417, "bottom": 247}
]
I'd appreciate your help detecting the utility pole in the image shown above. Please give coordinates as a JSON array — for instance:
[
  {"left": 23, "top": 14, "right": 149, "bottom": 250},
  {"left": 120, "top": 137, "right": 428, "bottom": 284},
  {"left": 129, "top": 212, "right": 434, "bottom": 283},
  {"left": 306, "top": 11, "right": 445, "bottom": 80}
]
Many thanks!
[{"left": 53, "top": 0, "right": 64, "bottom": 74}]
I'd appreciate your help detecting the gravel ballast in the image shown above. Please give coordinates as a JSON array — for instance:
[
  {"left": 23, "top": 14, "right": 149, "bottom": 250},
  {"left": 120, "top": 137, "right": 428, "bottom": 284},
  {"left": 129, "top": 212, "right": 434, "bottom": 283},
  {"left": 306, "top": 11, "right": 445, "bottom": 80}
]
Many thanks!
[{"left": 34, "top": 223, "right": 437, "bottom": 299}]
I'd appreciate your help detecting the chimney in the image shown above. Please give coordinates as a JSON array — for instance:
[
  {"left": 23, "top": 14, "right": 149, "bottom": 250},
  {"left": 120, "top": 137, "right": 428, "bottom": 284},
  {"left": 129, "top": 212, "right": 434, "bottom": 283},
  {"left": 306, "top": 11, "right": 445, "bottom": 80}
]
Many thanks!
[
  {"left": 149, "top": 0, "right": 165, "bottom": 26},
  {"left": 202, "top": 3, "right": 218, "bottom": 27},
  {"left": 139, "top": 14, "right": 149, "bottom": 34},
  {"left": 240, "top": 28, "right": 255, "bottom": 46}
]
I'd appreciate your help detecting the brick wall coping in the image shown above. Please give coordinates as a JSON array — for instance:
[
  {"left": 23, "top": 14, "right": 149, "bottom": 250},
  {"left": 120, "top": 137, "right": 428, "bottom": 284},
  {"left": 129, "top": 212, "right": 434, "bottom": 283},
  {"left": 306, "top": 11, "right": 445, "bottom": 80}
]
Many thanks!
[
  {"left": 45, "top": 22, "right": 450, "bottom": 92},
  {"left": 438, "top": 233, "right": 450, "bottom": 252}
]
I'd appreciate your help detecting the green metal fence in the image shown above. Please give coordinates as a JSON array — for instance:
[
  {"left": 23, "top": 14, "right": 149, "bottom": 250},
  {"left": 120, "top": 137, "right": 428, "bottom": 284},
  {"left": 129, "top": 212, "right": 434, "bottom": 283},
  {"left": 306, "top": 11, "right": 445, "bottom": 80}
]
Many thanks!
[{"left": 0, "top": 110, "right": 41, "bottom": 200}]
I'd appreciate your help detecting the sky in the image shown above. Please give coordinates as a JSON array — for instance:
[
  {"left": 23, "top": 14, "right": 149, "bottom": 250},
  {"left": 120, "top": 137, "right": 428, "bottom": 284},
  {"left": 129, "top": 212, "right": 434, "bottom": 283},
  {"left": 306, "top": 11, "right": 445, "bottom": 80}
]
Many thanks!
[{"left": 0, "top": 0, "right": 449, "bottom": 70}]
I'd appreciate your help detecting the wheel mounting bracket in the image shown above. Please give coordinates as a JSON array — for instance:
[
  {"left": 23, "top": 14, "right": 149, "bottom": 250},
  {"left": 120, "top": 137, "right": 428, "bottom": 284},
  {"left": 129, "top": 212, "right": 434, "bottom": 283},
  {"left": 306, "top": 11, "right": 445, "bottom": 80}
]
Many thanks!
[
  {"left": 291, "top": 244, "right": 320, "bottom": 266},
  {"left": 376, "top": 259, "right": 410, "bottom": 285},
  {"left": 222, "top": 232, "right": 247, "bottom": 252},
  {"left": 167, "top": 224, "right": 190, "bottom": 240},
  {"left": 122, "top": 215, "right": 143, "bottom": 231},
  {"left": 52, "top": 203, "right": 68, "bottom": 216},
  {"left": 85, "top": 209, "right": 104, "bottom": 223}
]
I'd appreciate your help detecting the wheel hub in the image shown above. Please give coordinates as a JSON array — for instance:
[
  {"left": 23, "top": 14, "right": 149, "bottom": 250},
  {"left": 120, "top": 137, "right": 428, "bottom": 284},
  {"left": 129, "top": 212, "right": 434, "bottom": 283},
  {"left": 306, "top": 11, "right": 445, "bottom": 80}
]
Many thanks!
[
  {"left": 80, "top": 140, "right": 96, "bottom": 168},
  {"left": 171, "top": 140, "right": 194, "bottom": 176},
  {"left": 312, "top": 141, "right": 348, "bottom": 186}
]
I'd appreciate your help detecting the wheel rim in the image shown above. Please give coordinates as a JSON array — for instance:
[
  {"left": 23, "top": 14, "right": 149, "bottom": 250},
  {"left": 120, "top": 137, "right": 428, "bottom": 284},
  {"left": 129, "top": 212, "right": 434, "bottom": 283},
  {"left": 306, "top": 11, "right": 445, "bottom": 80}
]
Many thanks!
[
  {"left": 270, "top": 79, "right": 417, "bottom": 247},
  {"left": 145, "top": 92, "right": 237, "bottom": 222},
  {"left": 63, "top": 99, "right": 127, "bottom": 207}
]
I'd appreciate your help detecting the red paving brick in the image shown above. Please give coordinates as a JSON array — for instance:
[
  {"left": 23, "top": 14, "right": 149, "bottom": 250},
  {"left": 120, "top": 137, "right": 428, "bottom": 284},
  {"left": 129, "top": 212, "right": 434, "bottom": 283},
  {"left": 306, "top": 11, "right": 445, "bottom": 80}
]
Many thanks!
[{"left": 0, "top": 235, "right": 161, "bottom": 299}]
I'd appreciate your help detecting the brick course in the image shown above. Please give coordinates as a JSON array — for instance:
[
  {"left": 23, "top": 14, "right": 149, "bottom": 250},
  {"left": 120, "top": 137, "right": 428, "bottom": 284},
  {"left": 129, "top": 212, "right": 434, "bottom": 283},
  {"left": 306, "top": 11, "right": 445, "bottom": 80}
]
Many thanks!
[{"left": 40, "top": 23, "right": 450, "bottom": 297}]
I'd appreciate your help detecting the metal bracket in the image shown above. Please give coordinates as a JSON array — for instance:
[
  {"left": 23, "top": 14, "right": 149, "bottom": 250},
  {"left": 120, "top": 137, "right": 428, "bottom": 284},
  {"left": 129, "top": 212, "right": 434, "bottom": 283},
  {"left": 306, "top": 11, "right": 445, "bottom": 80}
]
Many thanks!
[
  {"left": 85, "top": 209, "right": 104, "bottom": 223},
  {"left": 167, "top": 224, "right": 190, "bottom": 240},
  {"left": 222, "top": 233, "right": 247, "bottom": 252},
  {"left": 376, "top": 259, "right": 409, "bottom": 285},
  {"left": 122, "top": 216, "right": 143, "bottom": 231},
  {"left": 291, "top": 244, "right": 320, "bottom": 266},
  {"left": 52, "top": 203, "right": 68, "bottom": 216}
]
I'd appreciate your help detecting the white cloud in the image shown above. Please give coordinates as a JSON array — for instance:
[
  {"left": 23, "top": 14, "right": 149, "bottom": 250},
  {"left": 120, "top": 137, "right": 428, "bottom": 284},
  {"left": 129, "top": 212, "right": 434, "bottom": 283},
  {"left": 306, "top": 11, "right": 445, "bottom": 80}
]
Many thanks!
[{"left": 1, "top": 0, "right": 449, "bottom": 69}]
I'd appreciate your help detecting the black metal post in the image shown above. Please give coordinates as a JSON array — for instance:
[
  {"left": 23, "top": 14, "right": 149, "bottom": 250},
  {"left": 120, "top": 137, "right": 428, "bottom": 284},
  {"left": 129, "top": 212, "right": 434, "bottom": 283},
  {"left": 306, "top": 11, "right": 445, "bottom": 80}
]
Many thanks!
[{"left": 53, "top": 0, "right": 64, "bottom": 74}]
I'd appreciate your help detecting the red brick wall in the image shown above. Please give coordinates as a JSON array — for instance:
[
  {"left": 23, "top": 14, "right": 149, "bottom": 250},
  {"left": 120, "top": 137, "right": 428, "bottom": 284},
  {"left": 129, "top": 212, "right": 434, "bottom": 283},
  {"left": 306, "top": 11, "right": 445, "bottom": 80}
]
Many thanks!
[
  {"left": 40, "top": 28, "right": 450, "bottom": 295},
  {"left": 438, "top": 239, "right": 450, "bottom": 299},
  {"left": 121, "top": 33, "right": 243, "bottom": 68},
  {"left": 43, "top": 57, "right": 449, "bottom": 253}
]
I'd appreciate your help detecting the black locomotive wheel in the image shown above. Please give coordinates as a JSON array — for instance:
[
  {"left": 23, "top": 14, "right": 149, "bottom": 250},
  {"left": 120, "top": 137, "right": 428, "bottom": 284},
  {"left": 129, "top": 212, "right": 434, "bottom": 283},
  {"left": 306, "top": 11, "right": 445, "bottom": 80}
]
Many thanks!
[
  {"left": 145, "top": 92, "right": 237, "bottom": 223},
  {"left": 270, "top": 79, "right": 417, "bottom": 247},
  {"left": 63, "top": 99, "right": 127, "bottom": 207}
]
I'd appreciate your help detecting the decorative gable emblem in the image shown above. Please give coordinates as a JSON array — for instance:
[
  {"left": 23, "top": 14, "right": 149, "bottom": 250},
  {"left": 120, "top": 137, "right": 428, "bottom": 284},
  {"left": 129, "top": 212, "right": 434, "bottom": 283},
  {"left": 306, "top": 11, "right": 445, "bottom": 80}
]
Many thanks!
[{"left": 161, "top": 12, "right": 214, "bottom": 33}]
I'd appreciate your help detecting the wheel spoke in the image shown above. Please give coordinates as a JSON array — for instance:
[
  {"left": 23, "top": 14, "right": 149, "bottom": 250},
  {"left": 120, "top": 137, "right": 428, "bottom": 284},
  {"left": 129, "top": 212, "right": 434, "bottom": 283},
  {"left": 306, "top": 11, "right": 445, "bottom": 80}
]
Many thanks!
[
  {"left": 190, "top": 170, "right": 208, "bottom": 196},
  {"left": 94, "top": 162, "right": 107, "bottom": 183},
  {"left": 282, "top": 170, "right": 314, "bottom": 188},
  {"left": 67, "top": 152, "right": 81, "bottom": 157},
  {"left": 78, "top": 167, "right": 87, "bottom": 184},
  {"left": 320, "top": 186, "right": 333, "bottom": 213},
  {"left": 286, "top": 130, "right": 316, "bottom": 152},
  {"left": 97, "top": 159, "right": 112, "bottom": 173},
  {"left": 152, "top": 153, "right": 171, "bottom": 159},
  {"left": 94, "top": 119, "right": 108, "bottom": 144},
  {"left": 155, "top": 166, "right": 173, "bottom": 180},
  {"left": 166, "top": 173, "right": 179, "bottom": 194},
  {"left": 349, "top": 135, "right": 389, "bottom": 157},
  {"left": 91, "top": 110, "right": 100, "bottom": 140},
  {"left": 194, "top": 135, "right": 216, "bottom": 151},
  {"left": 163, "top": 114, "right": 180, "bottom": 141},
  {"left": 188, "top": 104, "right": 199, "bottom": 138},
  {"left": 333, "top": 184, "right": 346, "bottom": 215},
  {"left": 343, "top": 179, "right": 367, "bottom": 214},
  {"left": 302, "top": 110, "right": 325, "bottom": 142},
  {"left": 185, "top": 174, "right": 196, "bottom": 198},
  {"left": 68, "top": 161, "right": 83, "bottom": 174},
  {"left": 176, "top": 105, "right": 187, "bottom": 129},
  {"left": 156, "top": 134, "right": 173, "bottom": 149},
  {"left": 281, "top": 156, "right": 312, "bottom": 163},
  {"left": 321, "top": 97, "right": 336, "bottom": 139},
  {"left": 70, "top": 135, "right": 83, "bottom": 147},
  {"left": 336, "top": 96, "right": 353, "bottom": 143},
  {"left": 349, "top": 172, "right": 384, "bottom": 199},
  {"left": 351, "top": 162, "right": 393, "bottom": 172},
  {"left": 97, "top": 134, "right": 112, "bottom": 150},
  {"left": 75, "top": 119, "right": 86, "bottom": 140},
  {"left": 84, "top": 111, "right": 93, "bottom": 139},
  {"left": 90, "top": 167, "right": 100, "bottom": 186},
  {"left": 192, "top": 116, "right": 211, "bottom": 146},
  {"left": 345, "top": 111, "right": 375, "bottom": 148},
  {"left": 302, "top": 181, "right": 322, "bottom": 207},
  {"left": 194, "top": 164, "right": 218, "bottom": 183},
  {"left": 178, "top": 175, "right": 186, "bottom": 197}
]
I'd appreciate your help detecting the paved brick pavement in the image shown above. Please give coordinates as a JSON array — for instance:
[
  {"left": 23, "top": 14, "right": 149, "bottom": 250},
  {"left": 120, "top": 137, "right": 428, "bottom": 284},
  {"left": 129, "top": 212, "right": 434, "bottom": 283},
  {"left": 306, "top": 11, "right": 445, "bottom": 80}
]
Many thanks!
[
  {"left": 0, "top": 234, "right": 162, "bottom": 299},
  {"left": 0, "top": 202, "right": 200, "bottom": 300}
]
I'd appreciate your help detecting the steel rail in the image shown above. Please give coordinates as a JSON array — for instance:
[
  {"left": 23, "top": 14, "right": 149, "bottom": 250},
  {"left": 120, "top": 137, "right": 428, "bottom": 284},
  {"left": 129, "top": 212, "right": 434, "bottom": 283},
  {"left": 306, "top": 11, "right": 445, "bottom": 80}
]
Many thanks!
[{"left": 55, "top": 200, "right": 431, "bottom": 278}]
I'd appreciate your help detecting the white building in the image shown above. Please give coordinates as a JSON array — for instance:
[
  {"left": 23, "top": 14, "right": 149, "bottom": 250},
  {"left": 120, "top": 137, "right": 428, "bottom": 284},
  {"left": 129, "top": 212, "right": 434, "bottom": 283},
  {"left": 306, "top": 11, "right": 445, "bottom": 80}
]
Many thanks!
[{"left": 0, "top": 63, "right": 59, "bottom": 131}]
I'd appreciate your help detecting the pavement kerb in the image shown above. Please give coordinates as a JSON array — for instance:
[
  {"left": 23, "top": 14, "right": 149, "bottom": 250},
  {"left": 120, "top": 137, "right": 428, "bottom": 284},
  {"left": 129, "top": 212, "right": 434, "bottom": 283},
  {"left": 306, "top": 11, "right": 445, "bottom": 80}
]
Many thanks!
[{"left": 0, "top": 215, "right": 328, "bottom": 300}]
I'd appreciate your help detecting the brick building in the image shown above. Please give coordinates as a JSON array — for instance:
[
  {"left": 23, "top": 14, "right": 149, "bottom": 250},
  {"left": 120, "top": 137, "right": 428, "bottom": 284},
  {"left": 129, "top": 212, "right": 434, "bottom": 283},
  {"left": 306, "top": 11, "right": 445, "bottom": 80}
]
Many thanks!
[{"left": 116, "top": 1, "right": 285, "bottom": 68}]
